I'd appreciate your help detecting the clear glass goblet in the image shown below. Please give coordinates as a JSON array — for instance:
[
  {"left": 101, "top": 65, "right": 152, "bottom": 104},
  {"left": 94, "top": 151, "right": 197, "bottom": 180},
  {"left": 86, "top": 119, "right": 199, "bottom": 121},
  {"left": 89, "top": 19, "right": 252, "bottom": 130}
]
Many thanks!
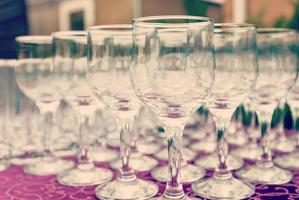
[
  {"left": 15, "top": 36, "right": 74, "bottom": 176},
  {"left": 130, "top": 16, "right": 215, "bottom": 200},
  {"left": 236, "top": 28, "right": 298, "bottom": 185},
  {"left": 192, "top": 23, "right": 258, "bottom": 199},
  {"left": 52, "top": 31, "right": 113, "bottom": 186},
  {"left": 0, "top": 63, "right": 15, "bottom": 171},
  {"left": 88, "top": 25, "right": 158, "bottom": 200}
]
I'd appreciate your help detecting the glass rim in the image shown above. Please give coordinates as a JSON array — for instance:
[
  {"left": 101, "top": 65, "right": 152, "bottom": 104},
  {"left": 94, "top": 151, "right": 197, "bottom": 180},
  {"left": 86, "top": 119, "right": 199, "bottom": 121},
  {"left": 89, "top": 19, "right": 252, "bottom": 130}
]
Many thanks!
[
  {"left": 215, "top": 23, "right": 256, "bottom": 29},
  {"left": 52, "top": 31, "right": 87, "bottom": 39},
  {"left": 88, "top": 24, "right": 132, "bottom": 35},
  {"left": 257, "top": 28, "right": 296, "bottom": 34},
  {"left": 133, "top": 15, "right": 214, "bottom": 28},
  {"left": 16, "top": 35, "right": 52, "bottom": 44}
]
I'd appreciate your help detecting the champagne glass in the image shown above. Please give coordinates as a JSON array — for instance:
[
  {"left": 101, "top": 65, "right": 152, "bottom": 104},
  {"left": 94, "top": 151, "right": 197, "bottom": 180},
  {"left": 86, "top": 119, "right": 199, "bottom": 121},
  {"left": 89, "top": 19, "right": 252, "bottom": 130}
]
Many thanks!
[
  {"left": 15, "top": 36, "right": 74, "bottom": 175},
  {"left": 192, "top": 23, "right": 257, "bottom": 199},
  {"left": 52, "top": 31, "right": 113, "bottom": 186},
  {"left": 236, "top": 28, "right": 298, "bottom": 184},
  {"left": 131, "top": 16, "right": 215, "bottom": 200},
  {"left": 88, "top": 25, "right": 158, "bottom": 200}
]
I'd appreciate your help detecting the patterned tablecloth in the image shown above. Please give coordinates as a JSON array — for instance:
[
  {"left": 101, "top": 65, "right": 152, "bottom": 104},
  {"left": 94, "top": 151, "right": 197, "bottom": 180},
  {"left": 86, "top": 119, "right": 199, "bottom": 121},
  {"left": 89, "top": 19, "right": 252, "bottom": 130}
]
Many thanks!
[{"left": 1, "top": 152, "right": 299, "bottom": 200}]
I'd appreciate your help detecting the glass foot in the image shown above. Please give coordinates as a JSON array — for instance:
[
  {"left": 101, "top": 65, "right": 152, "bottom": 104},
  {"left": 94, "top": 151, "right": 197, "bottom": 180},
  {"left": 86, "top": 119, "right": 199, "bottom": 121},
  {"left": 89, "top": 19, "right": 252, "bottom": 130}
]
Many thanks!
[
  {"left": 53, "top": 147, "right": 77, "bottom": 157},
  {"left": 150, "top": 196, "right": 198, "bottom": 200},
  {"left": 187, "top": 131, "right": 207, "bottom": 141},
  {"left": 95, "top": 178, "right": 158, "bottom": 200},
  {"left": 270, "top": 138, "right": 296, "bottom": 153},
  {"left": 195, "top": 154, "right": 243, "bottom": 170},
  {"left": 151, "top": 164, "right": 205, "bottom": 183},
  {"left": 236, "top": 164, "right": 293, "bottom": 185},
  {"left": 226, "top": 133, "right": 248, "bottom": 146},
  {"left": 0, "top": 161, "right": 10, "bottom": 171},
  {"left": 274, "top": 153, "right": 299, "bottom": 170},
  {"left": 192, "top": 174, "right": 254, "bottom": 199},
  {"left": 155, "top": 148, "right": 196, "bottom": 161},
  {"left": 89, "top": 146, "right": 118, "bottom": 162},
  {"left": 58, "top": 166, "right": 113, "bottom": 186},
  {"left": 110, "top": 153, "right": 158, "bottom": 171},
  {"left": 137, "top": 142, "right": 162, "bottom": 155},
  {"left": 190, "top": 140, "right": 216, "bottom": 153},
  {"left": 10, "top": 157, "right": 41, "bottom": 166},
  {"left": 24, "top": 157, "right": 74, "bottom": 176},
  {"left": 231, "top": 145, "right": 262, "bottom": 160}
]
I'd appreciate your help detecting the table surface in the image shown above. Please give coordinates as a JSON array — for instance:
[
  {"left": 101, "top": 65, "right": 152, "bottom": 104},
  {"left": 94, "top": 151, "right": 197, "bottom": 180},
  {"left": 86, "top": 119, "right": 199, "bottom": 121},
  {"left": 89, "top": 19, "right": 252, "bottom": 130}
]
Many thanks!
[{"left": 1, "top": 152, "right": 299, "bottom": 200}]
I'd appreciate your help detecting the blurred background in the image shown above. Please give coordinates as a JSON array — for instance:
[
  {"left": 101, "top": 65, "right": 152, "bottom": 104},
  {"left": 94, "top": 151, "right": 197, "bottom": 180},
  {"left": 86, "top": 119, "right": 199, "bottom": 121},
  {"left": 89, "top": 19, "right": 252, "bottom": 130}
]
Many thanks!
[{"left": 0, "top": 0, "right": 298, "bottom": 59}]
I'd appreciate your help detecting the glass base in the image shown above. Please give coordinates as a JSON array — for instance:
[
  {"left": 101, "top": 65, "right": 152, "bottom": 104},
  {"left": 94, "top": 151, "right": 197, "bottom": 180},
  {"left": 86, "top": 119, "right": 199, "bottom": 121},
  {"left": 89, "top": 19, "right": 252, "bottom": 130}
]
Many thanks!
[
  {"left": 137, "top": 142, "right": 162, "bottom": 155},
  {"left": 274, "top": 153, "right": 299, "bottom": 170},
  {"left": 226, "top": 133, "right": 248, "bottom": 146},
  {"left": 270, "top": 138, "right": 296, "bottom": 153},
  {"left": 0, "top": 161, "right": 10, "bottom": 172},
  {"left": 150, "top": 196, "right": 197, "bottom": 200},
  {"left": 24, "top": 157, "right": 74, "bottom": 176},
  {"left": 236, "top": 163, "right": 293, "bottom": 185},
  {"left": 89, "top": 146, "right": 118, "bottom": 162},
  {"left": 53, "top": 147, "right": 77, "bottom": 157},
  {"left": 155, "top": 148, "right": 196, "bottom": 161},
  {"left": 151, "top": 164, "right": 205, "bottom": 183},
  {"left": 95, "top": 177, "right": 158, "bottom": 200},
  {"left": 195, "top": 154, "right": 244, "bottom": 170},
  {"left": 231, "top": 145, "right": 262, "bottom": 161},
  {"left": 192, "top": 173, "right": 254, "bottom": 199},
  {"left": 110, "top": 153, "right": 158, "bottom": 171},
  {"left": 190, "top": 140, "right": 216, "bottom": 153},
  {"left": 187, "top": 131, "right": 207, "bottom": 141},
  {"left": 58, "top": 166, "right": 113, "bottom": 186},
  {"left": 10, "top": 157, "right": 41, "bottom": 166}
]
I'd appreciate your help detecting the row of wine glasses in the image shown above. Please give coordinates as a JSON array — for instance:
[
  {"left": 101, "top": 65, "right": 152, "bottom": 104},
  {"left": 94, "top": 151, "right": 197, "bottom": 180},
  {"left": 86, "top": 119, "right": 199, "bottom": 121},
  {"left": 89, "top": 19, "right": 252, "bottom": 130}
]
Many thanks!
[{"left": 10, "top": 15, "right": 298, "bottom": 200}]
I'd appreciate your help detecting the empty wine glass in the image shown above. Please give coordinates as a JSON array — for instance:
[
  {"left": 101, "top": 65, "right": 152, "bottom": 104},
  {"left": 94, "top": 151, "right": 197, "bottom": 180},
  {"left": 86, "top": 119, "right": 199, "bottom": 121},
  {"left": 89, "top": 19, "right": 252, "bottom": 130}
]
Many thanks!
[
  {"left": 274, "top": 40, "right": 299, "bottom": 168},
  {"left": 236, "top": 28, "right": 298, "bottom": 185},
  {"left": 52, "top": 31, "right": 113, "bottom": 186},
  {"left": 130, "top": 16, "right": 215, "bottom": 200},
  {"left": 88, "top": 25, "right": 158, "bottom": 200},
  {"left": 15, "top": 36, "right": 74, "bottom": 175},
  {"left": 0, "top": 64, "right": 14, "bottom": 171},
  {"left": 192, "top": 23, "right": 257, "bottom": 199}
]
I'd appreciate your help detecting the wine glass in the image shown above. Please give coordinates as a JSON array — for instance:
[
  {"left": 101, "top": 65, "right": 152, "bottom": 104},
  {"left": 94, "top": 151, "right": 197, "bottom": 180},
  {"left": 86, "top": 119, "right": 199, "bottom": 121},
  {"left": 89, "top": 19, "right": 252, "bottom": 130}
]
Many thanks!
[
  {"left": 274, "top": 39, "right": 299, "bottom": 169},
  {"left": 192, "top": 23, "right": 257, "bottom": 199},
  {"left": 130, "top": 16, "right": 215, "bottom": 200},
  {"left": 52, "top": 31, "right": 113, "bottom": 186},
  {"left": 0, "top": 63, "right": 14, "bottom": 171},
  {"left": 87, "top": 25, "right": 158, "bottom": 200},
  {"left": 15, "top": 36, "right": 74, "bottom": 175},
  {"left": 236, "top": 28, "right": 298, "bottom": 184}
]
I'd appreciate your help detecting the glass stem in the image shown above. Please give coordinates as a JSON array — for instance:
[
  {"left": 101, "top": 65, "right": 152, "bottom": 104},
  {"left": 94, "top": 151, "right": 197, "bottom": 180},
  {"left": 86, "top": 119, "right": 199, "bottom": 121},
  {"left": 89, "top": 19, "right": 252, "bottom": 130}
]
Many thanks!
[
  {"left": 164, "top": 126, "right": 185, "bottom": 199},
  {"left": 258, "top": 110, "right": 274, "bottom": 168},
  {"left": 78, "top": 116, "right": 94, "bottom": 170},
  {"left": 116, "top": 116, "right": 136, "bottom": 181},
  {"left": 258, "top": 127, "right": 273, "bottom": 168},
  {"left": 214, "top": 117, "right": 231, "bottom": 179},
  {"left": 41, "top": 111, "right": 55, "bottom": 159}
]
